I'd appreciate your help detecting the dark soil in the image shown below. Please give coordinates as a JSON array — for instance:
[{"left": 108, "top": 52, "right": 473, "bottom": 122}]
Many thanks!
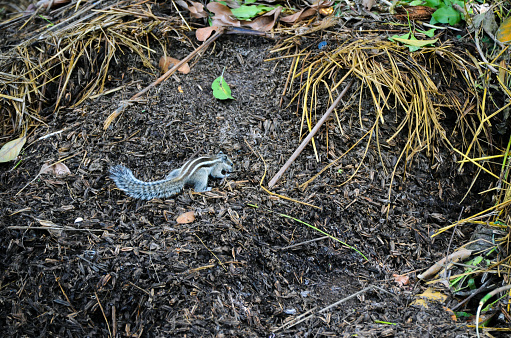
[{"left": 1, "top": 30, "right": 491, "bottom": 337}]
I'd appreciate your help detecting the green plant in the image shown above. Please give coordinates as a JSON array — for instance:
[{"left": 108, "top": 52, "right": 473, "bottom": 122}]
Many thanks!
[
  {"left": 425, "top": 0, "right": 465, "bottom": 25},
  {"left": 396, "top": 0, "right": 467, "bottom": 26},
  {"left": 212, "top": 67, "right": 234, "bottom": 100},
  {"left": 389, "top": 13, "right": 438, "bottom": 51},
  {"left": 216, "top": 0, "right": 276, "bottom": 21}
]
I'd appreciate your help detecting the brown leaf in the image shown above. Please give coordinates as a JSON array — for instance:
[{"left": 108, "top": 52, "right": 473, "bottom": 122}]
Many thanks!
[
  {"left": 175, "top": 0, "right": 188, "bottom": 8},
  {"left": 196, "top": 26, "right": 220, "bottom": 41},
  {"left": 39, "top": 162, "right": 71, "bottom": 177},
  {"left": 54, "top": 163, "right": 71, "bottom": 177},
  {"left": 189, "top": 1, "right": 208, "bottom": 18},
  {"left": 243, "top": 6, "right": 282, "bottom": 32},
  {"left": 207, "top": 2, "right": 241, "bottom": 27},
  {"left": 97, "top": 274, "right": 112, "bottom": 290},
  {"left": 176, "top": 0, "right": 209, "bottom": 18},
  {"left": 281, "top": 0, "right": 334, "bottom": 23},
  {"left": 176, "top": 211, "right": 195, "bottom": 224},
  {"left": 196, "top": 2, "right": 280, "bottom": 40},
  {"left": 392, "top": 274, "right": 410, "bottom": 287},
  {"left": 159, "top": 56, "right": 190, "bottom": 74},
  {"left": 280, "top": 8, "right": 312, "bottom": 23}
]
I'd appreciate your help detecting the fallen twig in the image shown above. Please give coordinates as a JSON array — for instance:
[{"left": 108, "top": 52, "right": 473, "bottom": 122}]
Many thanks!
[
  {"left": 279, "top": 235, "right": 330, "bottom": 250},
  {"left": 272, "top": 285, "right": 395, "bottom": 332},
  {"left": 417, "top": 248, "right": 472, "bottom": 280},
  {"left": 104, "top": 26, "right": 226, "bottom": 129},
  {"left": 8, "top": 226, "right": 105, "bottom": 232},
  {"left": 268, "top": 78, "right": 354, "bottom": 188}
]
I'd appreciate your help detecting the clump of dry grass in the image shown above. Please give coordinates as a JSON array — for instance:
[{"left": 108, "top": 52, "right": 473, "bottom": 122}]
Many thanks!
[
  {"left": 272, "top": 24, "right": 510, "bottom": 213},
  {"left": 270, "top": 16, "right": 511, "bottom": 328},
  {"left": 0, "top": 0, "right": 184, "bottom": 142}
]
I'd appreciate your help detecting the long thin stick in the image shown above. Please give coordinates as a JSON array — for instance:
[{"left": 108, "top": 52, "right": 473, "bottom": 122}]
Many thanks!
[
  {"left": 133, "top": 27, "right": 225, "bottom": 100},
  {"left": 104, "top": 27, "right": 226, "bottom": 129},
  {"left": 268, "top": 79, "right": 354, "bottom": 188},
  {"left": 272, "top": 285, "right": 395, "bottom": 332}
]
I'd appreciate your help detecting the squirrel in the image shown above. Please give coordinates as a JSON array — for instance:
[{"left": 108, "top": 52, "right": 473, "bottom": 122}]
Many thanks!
[{"left": 109, "top": 152, "right": 233, "bottom": 200}]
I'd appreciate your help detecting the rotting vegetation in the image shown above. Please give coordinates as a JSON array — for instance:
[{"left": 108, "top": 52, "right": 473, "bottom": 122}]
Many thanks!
[{"left": 1, "top": 0, "right": 511, "bottom": 336}]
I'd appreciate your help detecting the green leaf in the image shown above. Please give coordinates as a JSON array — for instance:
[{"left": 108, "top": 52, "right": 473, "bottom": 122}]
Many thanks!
[
  {"left": 424, "top": 0, "right": 441, "bottom": 8},
  {"left": 409, "top": 0, "right": 424, "bottom": 5},
  {"left": 245, "top": 0, "right": 257, "bottom": 4},
  {"left": 231, "top": 5, "right": 274, "bottom": 20},
  {"left": 392, "top": 35, "right": 438, "bottom": 52},
  {"left": 417, "top": 28, "right": 436, "bottom": 37},
  {"left": 389, "top": 32, "right": 411, "bottom": 42},
  {"left": 212, "top": 75, "right": 234, "bottom": 100},
  {"left": 0, "top": 135, "right": 26, "bottom": 163},
  {"left": 432, "top": 6, "right": 461, "bottom": 25}
]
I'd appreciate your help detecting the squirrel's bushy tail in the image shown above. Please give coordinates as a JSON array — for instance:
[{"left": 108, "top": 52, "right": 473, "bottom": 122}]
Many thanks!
[{"left": 109, "top": 165, "right": 182, "bottom": 200}]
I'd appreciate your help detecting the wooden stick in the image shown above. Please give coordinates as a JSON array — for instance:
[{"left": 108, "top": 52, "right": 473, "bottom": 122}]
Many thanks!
[
  {"left": 131, "top": 27, "right": 225, "bottom": 101},
  {"left": 268, "top": 79, "right": 354, "bottom": 188},
  {"left": 104, "top": 27, "right": 226, "bottom": 129}
]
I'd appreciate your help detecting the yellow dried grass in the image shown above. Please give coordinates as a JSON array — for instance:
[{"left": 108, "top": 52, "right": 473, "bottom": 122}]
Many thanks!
[{"left": 1, "top": 1, "right": 182, "bottom": 140}]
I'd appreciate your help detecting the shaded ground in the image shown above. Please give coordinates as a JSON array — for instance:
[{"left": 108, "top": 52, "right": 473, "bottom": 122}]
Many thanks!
[{"left": 0, "top": 31, "right": 490, "bottom": 336}]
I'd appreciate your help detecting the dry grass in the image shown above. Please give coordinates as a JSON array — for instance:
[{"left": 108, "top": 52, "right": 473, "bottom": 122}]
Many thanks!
[
  {"left": 270, "top": 15, "right": 511, "bottom": 318},
  {"left": 0, "top": 0, "right": 185, "bottom": 143}
]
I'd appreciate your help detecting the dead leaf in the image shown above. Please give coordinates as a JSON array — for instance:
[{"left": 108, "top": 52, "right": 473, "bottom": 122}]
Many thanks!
[
  {"left": 411, "top": 287, "right": 448, "bottom": 308},
  {"left": 159, "top": 56, "right": 190, "bottom": 74},
  {"left": 176, "top": 211, "right": 195, "bottom": 224},
  {"left": 208, "top": 2, "right": 241, "bottom": 27},
  {"left": 189, "top": 1, "right": 208, "bottom": 18},
  {"left": 97, "top": 273, "right": 111, "bottom": 290},
  {"left": 243, "top": 6, "right": 282, "bottom": 32},
  {"left": 393, "top": 6, "right": 435, "bottom": 22},
  {"left": 0, "top": 135, "right": 26, "bottom": 163},
  {"left": 196, "top": 26, "right": 220, "bottom": 41},
  {"left": 280, "top": 8, "right": 316, "bottom": 23},
  {"left": 393, "top": 274, "right": 410, "bottom": 287},
  {"left": 443, "top": 307, "right": 457, "bottom": 321},
  {"left": 196, "top": 3, "right": 280, "bottom": 41},
  {"left": 281, "top": 0, "right": 333, "bottom": 23},
  {"left": 39, "top": 162, "right": 71, "bottom": 177},
  {"left": 496, "top": 16, "right": 511, "bottom": 43},
  {"left": 175, "top": 0, "right": 208, "bottom": 18}
]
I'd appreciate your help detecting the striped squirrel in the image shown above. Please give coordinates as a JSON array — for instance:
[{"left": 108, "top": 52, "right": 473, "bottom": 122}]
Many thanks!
[{"left": 109, "top": 152, "right": 233, "bottom": 200}]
